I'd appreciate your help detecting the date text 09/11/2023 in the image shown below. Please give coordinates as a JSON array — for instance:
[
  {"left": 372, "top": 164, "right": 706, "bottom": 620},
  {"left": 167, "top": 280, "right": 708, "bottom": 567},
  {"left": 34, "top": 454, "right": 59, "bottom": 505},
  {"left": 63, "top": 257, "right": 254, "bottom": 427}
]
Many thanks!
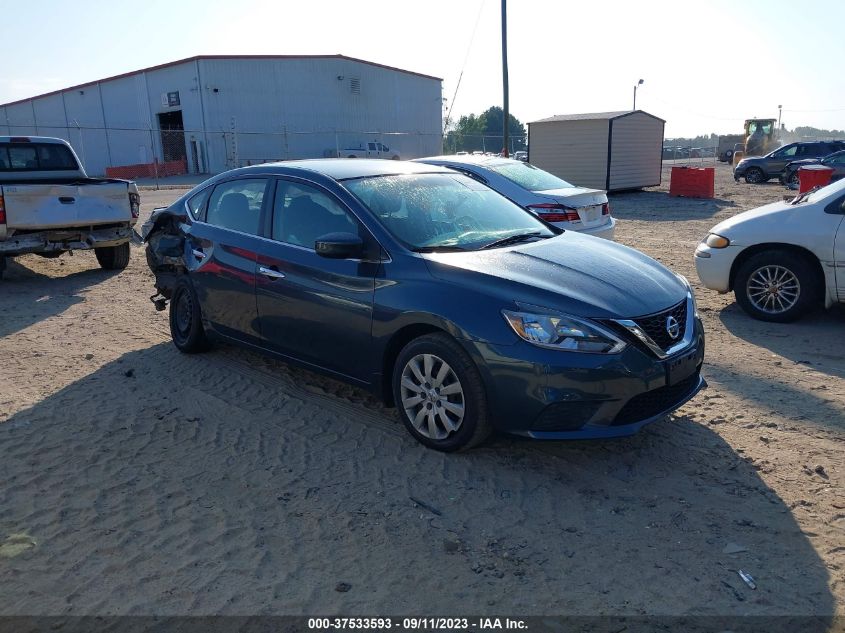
[{"left": 307, "top": 617, "right": 528, "bottom": 630}]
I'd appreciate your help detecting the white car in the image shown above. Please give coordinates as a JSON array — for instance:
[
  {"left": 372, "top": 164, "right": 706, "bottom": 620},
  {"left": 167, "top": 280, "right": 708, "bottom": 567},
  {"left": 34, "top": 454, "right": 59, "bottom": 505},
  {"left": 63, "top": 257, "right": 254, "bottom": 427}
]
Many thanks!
[
  {"left": 695, "top": 178, "right": 845, "bottom": 321},
  {"left": 414, "top": 155, "right": 615, "bottom": 239}
]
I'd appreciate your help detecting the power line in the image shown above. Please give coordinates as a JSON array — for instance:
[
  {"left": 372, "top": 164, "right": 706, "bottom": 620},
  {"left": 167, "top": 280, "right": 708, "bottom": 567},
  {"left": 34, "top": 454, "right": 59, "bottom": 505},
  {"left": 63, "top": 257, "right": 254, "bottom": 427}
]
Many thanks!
[{"left": 445, "top": 0, "right": 486, "bottom": 129}]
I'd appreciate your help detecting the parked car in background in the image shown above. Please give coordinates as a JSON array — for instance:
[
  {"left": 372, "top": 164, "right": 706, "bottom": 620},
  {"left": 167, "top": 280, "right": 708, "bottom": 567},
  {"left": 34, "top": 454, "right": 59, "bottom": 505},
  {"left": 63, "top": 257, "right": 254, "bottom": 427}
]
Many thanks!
[
  {"left": 695, "top": 177, "right": 845, "bottom": 321},
  {"left": 144, "top": 159, "right": 703, "bottom": 451},
  {"left": 733, "top": 140, "right": 845, "bottom": 184},
  {"left": 780, "top": 149, "right": 845, "bottom": 188},
  {"left": 513, "top": 151, "right": 528, "bottom": 162},
  {"left": 413, "top": 155, "right": 615, "bottom": 240},
  {"left": 0, "top": 136, "right": 140, "bottom": 278}
]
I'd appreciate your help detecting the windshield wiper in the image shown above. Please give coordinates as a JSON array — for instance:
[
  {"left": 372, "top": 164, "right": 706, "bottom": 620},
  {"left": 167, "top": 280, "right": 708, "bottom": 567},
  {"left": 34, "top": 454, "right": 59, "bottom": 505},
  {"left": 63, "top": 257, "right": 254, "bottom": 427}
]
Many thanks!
[
  {"left": 412, "top": 245, "right": 469, "bottom": 253},
  {"left": 480, "top": 231, "right": 545, "bottom": 250},
  {"left": 791, "top": 186, "right": 820, "bottom": 204}
]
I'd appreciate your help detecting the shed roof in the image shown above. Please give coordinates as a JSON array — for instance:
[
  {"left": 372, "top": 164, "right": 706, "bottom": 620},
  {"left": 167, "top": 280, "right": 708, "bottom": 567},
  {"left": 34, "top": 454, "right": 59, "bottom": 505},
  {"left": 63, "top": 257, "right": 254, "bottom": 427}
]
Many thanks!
[
  {"left": 0, "top": 55, "right": 442, "bottom": 109},
  {"left": 529, "top": 110, "right": 666, "bottom": 124}
]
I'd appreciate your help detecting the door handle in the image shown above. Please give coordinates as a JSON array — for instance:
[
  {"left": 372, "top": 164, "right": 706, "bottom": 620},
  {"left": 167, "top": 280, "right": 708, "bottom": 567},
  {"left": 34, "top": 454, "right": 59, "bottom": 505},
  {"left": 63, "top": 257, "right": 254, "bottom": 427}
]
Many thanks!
[
  {"left": 258, "top": 266, "right": 286, "bottom": 280},
  {"left": 191, "top": 249, "right": 206, "bottom": 260},
  {"left": 58, "top": 196, "right": 76, "bottom": 204}
]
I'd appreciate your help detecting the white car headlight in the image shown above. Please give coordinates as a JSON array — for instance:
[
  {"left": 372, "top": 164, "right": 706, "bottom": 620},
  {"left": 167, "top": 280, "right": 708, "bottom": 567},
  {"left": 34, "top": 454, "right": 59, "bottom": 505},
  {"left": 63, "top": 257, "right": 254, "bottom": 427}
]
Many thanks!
[
  {"left": 502, "top": 310, "right": 626, "bottom": 353},
  {"left": 705, "top": 233, "right": 730, "bottom": 248}
]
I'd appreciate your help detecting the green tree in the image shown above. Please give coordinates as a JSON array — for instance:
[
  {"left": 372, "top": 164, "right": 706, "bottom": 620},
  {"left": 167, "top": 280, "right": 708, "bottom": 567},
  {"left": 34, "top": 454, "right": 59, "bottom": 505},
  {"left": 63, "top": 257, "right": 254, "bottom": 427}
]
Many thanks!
[{"left": 444, "top": 107, "right": 527, "bottom": 154}]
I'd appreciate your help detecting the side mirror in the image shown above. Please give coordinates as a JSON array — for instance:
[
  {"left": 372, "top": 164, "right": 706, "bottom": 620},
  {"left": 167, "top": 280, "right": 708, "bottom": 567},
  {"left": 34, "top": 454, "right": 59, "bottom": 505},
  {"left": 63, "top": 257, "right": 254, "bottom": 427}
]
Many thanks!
[{"left": 315, "top": 232, "right": 364, "bottom": 259}]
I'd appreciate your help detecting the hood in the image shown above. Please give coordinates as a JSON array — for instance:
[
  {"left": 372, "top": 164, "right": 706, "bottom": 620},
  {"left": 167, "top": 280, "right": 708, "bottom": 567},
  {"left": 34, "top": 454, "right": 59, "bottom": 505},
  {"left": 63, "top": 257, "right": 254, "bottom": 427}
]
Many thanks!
[
  {"left": 787, "top": 158, "right": 820, "bottom": 168},
  {"left": 423, "top": 232, "right": 686, "bottom": 319},
  {"left": 707, "top": 199, "right": 814, "bottom": 246},
  {"left": 534, "top": 186, "right": 607, "bottom": 206}
]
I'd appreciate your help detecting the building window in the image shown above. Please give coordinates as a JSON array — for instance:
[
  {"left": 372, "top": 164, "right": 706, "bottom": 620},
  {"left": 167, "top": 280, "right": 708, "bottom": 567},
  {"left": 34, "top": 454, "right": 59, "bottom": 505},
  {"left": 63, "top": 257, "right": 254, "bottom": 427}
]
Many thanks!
[{"left": 350, "top": 77, "right": 361, "bottom": 95}]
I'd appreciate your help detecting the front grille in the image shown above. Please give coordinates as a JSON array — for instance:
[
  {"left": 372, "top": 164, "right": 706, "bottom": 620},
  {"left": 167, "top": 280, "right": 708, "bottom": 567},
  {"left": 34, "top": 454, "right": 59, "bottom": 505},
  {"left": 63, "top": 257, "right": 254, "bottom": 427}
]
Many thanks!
[
  {"left": 613, "top": 372, "right": 700, "bottom": 426},
  {"left": 531, "top": 401, "right": 601, "bottom": 432},
  {"left": 632, "top": 300, "right": 687, "bottom": 352}
]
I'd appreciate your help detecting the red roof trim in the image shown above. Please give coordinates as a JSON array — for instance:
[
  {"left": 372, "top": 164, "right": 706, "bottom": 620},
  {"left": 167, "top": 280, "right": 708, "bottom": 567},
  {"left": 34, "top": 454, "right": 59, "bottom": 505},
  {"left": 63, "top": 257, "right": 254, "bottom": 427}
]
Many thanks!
[{"left": 0, "top": 54, "right": 442, "bottom": 108}]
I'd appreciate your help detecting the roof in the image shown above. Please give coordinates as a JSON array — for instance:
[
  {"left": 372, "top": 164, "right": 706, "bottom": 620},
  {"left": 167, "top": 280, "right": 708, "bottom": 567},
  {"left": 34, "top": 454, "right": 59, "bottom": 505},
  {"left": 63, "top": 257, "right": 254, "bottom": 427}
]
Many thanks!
[
  {"left": 413, "top": 155, "right": 516, "bottom": 167},
  {"left": 222, "top": 158, "right": 452, "bottom": 181},
  {"left": 0, "top": 135, "right": 69, "bottom": 144},
  {"left": 529, "top": 110, "right": 666, "bottom": 124},
  {"left": 0, "top": 55, "right": 442, "bottom": 109}
]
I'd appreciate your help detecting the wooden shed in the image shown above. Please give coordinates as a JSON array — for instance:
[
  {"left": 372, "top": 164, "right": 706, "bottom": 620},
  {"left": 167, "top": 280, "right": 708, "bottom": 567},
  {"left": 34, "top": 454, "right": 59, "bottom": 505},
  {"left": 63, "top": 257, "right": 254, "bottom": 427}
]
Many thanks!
[{"left": 527, "top": 110, "right": 665, "bottom": 192}]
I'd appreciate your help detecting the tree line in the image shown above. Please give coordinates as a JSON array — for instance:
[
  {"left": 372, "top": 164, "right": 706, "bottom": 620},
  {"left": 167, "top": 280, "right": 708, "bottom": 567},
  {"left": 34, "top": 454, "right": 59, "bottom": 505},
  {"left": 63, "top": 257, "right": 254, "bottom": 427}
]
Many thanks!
[{"left": 444, "top": 106, "right": 527, "bottom": 154}]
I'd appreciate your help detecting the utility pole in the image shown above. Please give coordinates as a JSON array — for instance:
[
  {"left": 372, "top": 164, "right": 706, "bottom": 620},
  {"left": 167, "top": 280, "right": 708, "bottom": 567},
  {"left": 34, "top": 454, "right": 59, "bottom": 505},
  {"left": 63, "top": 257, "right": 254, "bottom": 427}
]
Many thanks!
[
  {"left": 633, "top": 79, "right": 644, "bottom": 111},
  {"left": 501, "top": 0, "right": 509, "bottom": 157}
]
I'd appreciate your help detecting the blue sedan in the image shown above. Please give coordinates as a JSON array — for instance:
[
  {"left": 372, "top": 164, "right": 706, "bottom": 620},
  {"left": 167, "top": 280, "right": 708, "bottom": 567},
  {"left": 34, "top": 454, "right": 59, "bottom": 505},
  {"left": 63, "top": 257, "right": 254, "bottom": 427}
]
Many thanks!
[{"left": 144, "top": 159, "right": 704, "bottom": 451}]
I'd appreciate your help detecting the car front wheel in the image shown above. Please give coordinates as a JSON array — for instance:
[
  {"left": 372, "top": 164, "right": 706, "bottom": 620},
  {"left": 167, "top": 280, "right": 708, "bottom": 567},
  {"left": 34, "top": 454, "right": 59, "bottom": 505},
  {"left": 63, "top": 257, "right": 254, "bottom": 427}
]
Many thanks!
[
  {"left": 392, "top": 333, "right": 491, "bottom": 451},
  {"left": 744, "top": 167, "right": 766, "bottom": 184},
  {"left": 734, "top": 250, "right": 820, "bottom": 322},
  {"left": 169, "top": 277, "right": 210, "bottom": 353}
]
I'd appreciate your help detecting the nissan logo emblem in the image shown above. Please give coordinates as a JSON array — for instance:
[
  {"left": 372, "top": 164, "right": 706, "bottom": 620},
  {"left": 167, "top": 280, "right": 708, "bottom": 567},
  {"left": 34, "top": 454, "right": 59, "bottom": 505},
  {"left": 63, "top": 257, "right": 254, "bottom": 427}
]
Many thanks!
[{"left": 666, "top": 316, "right": 681, "bottom": 340}]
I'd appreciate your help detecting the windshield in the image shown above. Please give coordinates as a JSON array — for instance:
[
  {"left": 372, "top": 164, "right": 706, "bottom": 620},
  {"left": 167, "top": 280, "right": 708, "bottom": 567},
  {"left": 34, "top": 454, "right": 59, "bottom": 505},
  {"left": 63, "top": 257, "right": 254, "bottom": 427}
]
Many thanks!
[
  {"left": 485, "top": 160, "right": 574, "bottom": 191},
  {"left": 344, "top": 173, "right": 555, "bottom": 251}
]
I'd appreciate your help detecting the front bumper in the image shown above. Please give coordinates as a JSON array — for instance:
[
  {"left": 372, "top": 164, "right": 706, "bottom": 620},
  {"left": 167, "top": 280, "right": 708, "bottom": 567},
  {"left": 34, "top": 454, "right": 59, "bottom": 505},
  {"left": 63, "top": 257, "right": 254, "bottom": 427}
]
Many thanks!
[
  {"left": 694, "top": 243, "right": 740, "bottom": 293},
  {"left": 464, "top": 318, "right": 706, "bottom": 439},
  {"left": 0, "top": 225, "right": 132, "bottom": 255}
]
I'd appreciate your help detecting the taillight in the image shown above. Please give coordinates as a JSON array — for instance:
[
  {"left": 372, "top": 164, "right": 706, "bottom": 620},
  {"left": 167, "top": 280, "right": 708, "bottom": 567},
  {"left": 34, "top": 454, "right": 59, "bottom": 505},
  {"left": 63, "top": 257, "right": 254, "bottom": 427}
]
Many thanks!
[
  {"left": 129, "top": 192, "right": 140, "bottom": 219},
  {"left": 0, "top": 193, "right": 6, "bottom": 224},
  {"left": 528, "top": 203, "right": 579, "bottom": 223},
  {"left": 602, "top": 202, "right": 611, "bottom": 216}
]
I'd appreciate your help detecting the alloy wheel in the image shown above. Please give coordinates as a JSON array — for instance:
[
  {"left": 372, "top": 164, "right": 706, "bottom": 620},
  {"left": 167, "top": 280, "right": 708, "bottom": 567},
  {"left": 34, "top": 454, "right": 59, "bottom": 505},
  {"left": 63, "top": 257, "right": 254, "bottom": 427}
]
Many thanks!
[
  {"left": 746, "top": 265, "right": 801, "bottom": 314},
  {"left": 400, "top": 353, "right": 465, "bottom": 440}
]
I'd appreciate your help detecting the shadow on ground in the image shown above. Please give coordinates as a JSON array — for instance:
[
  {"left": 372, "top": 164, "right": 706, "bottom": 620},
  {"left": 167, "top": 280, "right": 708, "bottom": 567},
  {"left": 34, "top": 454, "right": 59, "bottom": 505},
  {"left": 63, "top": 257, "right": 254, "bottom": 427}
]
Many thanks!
[
  {"left": 0, "top": 258, "right": 119, "bottom": 338},
  {"left": 0, "top": 342, "right": 834, "bottom": 621},
  {"left": 719, "top": 303, "right": 845, "bottom": 379},
  {"left": 610, "top": 190, "right": 737, "bottom": 221}
]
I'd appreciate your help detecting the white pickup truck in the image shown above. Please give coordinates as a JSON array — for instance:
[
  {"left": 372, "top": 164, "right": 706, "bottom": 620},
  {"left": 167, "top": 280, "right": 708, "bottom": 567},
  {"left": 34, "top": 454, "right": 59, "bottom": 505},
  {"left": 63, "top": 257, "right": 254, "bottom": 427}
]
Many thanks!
[
  {"left": 341, "top": 141, "right": 400, "bottom": 160},
  {"left": 0, "top": 136, "right": 140, "bottom": 278}
]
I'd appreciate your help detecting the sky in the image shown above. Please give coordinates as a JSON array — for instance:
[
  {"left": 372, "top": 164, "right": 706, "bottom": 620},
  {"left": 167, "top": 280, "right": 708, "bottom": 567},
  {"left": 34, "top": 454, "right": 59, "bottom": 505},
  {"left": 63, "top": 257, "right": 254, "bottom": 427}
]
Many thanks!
[{"left": 2, "top": 0, "right": 844, "bottom": 138}]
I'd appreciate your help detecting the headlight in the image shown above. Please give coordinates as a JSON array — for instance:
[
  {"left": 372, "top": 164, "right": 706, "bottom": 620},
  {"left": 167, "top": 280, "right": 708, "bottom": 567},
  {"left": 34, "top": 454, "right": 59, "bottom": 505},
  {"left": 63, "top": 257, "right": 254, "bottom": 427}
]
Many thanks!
[
  {"left": 705, "top": 233, "right": 730, "bottom": 248},
  {"left": 502, "top": 310, "right": 626, "bottom": 353}
]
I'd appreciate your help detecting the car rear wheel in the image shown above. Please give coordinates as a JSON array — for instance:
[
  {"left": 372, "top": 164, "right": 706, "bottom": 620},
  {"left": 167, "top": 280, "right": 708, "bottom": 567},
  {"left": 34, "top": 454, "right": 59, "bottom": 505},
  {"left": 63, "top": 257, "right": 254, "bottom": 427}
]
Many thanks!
[
  {"left": 95, "top": 242, "right": 131, "bottom": 270},
  {"left": 392, "top": 333, "right": 491, "bottom": 451},
  {"left": 788, "top": 172, "right": 800, "bottom": 188},
  {"left": 169, "top": 277, "right": 210, "bottom": 353},
  {"left": 734, "top": 250, "right": 820, "bottom": 322},
  {"left": 744, "top": 167, "right": 766, "bottom": 184}
]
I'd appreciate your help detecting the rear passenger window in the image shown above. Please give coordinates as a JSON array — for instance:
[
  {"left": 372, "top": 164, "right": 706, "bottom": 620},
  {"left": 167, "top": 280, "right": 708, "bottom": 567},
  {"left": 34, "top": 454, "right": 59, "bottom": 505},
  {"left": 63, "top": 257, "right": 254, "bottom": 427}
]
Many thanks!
[
  {"left": 205, "top": 179, "right": 267, "bottom": 235},
  {"left": 271, "top": 180, "right": 357, "bottom": 248},
  {"left": 187, "top": 187, "right": 212, "bottom": 219}
]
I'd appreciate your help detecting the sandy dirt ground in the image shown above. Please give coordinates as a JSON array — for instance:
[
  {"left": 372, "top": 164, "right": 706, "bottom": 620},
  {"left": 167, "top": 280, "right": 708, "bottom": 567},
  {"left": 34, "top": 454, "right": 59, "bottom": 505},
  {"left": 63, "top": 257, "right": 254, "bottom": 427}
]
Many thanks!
[{"left": 0, "top": 162, "right": 842, "bottom": 619}]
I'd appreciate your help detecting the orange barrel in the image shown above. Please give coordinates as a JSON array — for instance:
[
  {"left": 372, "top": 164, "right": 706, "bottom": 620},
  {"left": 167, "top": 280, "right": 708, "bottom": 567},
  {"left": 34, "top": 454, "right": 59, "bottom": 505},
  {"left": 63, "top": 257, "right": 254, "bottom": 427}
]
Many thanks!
[{"left": 798, "top": 165, "right": 834, "bottom": 193}]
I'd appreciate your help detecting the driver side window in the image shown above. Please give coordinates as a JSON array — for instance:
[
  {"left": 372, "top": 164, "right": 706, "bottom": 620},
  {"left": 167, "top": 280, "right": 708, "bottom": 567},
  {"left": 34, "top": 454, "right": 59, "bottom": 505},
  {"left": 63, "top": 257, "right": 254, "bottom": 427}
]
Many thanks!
[{"left": 272, "top": 180, "right": 358, "bottom": 248}]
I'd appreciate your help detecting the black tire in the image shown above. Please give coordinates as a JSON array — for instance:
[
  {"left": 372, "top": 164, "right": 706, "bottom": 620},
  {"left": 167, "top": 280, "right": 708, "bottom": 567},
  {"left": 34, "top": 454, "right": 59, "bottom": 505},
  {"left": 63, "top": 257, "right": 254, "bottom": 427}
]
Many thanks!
[
  {"left": 392, "top": 333, "right": 491, "bottom": 452},
  {"left": 734, "top": 250, "right": 821, "bottom": 322},
  {"left": 169, "top": 277, "right": 210, "bottom": 353},
  {"left": 95, "top": 242, "right": 131, "bottom": 270},
  {"left": 788, "top": 172, "right": 800, "bottom": 188},
  {"left": 0, "top": 256, "right": 6, "bottom": 280},
  {"left": 725, "top": 150, "right": 733, "bottom": 162},
  {"left": 744, "top": 167, "right": 766, "bottom": 184}
]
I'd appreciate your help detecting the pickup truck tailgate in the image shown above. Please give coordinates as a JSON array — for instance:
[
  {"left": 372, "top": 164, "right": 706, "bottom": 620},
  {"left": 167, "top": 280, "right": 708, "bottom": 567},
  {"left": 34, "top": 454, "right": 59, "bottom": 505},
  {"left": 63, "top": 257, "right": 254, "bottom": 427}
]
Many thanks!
[{"left": 1, "top": 182, "right": 131, "bottom": 230}]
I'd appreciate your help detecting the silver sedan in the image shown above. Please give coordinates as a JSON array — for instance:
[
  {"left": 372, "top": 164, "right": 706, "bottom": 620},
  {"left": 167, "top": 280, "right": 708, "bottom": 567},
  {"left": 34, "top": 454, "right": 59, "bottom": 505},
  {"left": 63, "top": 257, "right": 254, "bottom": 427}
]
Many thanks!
[{"left": 414, "top": 155, "right": 615, "bottom": 240}]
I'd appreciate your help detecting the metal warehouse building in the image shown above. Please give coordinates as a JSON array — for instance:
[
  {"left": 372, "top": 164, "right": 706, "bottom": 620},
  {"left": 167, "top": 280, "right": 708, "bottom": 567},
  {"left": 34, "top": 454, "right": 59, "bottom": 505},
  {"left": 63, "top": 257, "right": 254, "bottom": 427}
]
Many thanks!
[
  {"left": 528, "top": 110, "right": 665, "bottom": 192},
  {"left": 0, "top": 55, "right": 444, "bottom": 177}
]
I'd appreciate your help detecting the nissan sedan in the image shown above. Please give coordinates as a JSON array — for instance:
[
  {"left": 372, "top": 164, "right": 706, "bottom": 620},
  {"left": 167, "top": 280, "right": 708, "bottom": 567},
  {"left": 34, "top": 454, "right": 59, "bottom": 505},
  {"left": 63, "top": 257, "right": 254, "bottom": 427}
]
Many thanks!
[{"left": 144, "top": 160, "right": 704, "bottom": 451}]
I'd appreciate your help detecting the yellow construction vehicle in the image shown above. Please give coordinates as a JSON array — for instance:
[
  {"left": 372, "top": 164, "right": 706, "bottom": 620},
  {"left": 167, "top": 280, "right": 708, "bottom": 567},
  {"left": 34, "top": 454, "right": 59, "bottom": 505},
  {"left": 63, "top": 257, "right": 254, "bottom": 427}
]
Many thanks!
[{"left": 733, "top": 118, "right": 778, "bottom": 165}]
